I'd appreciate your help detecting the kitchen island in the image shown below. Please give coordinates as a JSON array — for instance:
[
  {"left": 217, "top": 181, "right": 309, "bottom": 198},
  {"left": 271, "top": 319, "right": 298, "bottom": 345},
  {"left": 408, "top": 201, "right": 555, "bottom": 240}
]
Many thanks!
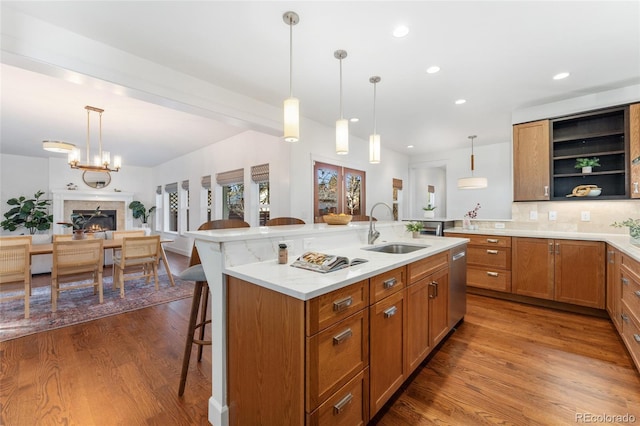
[{"left": 186, "top": 222, "right": 468, "bottom": 426}]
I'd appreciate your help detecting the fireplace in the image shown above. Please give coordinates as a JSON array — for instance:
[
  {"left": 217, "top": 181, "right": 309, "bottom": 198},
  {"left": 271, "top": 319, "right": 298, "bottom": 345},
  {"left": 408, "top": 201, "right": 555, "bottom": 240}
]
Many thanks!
[
  {"left": 73, "top": 209, "right": 117, "bottom": 232},
  {"left": 52, "top": 190, "right": 134, "bottom": 235}
]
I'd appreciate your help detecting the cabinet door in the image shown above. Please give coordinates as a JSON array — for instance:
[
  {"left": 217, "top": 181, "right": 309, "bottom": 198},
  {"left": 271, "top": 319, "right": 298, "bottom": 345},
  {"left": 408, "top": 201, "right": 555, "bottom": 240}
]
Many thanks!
[
  {"left": 631, "top": 103, "right": 640, "bottom": 199},
  {"left": 512, "top": 237, "right": 554, "bottom": 300},
  {"left": 513, "top": 120, "right": 550, "bottom": 201},
  {"left": 369, "top": 290, "right": 405, "bottom": 416},
  {"left": 554, "top": 240, "right": 605, "bottom": 309},
  {"left": 606, "top": 245, "right": 622, "bottom": 331},
  {"left": 406, "top": 279, "right": 430, "bottom": 372},
  {"left": 428, "top": 267, "right": 450, "bottom": 348}
]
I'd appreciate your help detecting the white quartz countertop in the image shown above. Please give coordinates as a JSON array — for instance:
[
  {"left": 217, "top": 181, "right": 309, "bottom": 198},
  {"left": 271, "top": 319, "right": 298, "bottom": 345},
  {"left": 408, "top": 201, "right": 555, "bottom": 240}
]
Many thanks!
[
  {"left": 444, "top": 227, "right": 640, "bottom": 262},
  {"left": 223, "top": 235, "right": 467, "bottom": 300}
]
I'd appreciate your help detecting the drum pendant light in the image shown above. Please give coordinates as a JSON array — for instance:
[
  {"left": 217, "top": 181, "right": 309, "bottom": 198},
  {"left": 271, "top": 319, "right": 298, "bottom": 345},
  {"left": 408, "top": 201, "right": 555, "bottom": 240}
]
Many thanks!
[
  {"left": 457, "top": 135, "right": 487, "bottom": 189},
  {"left": 283, "top": 11, "right": 299, "bottom": 142},
  {"left": 334, "top": 50, "right": 349, "bottom": 155}
]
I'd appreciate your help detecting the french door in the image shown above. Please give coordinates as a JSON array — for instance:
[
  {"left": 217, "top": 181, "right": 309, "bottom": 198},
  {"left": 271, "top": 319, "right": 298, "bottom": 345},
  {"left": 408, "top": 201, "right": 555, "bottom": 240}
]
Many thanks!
[{"left": 313, "top": 161, "right": 366, "bottom": 223}]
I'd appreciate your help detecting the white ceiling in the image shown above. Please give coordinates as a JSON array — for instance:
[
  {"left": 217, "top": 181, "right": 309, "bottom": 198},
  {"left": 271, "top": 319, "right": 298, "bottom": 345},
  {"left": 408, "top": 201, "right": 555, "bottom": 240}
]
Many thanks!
[{"left": 1, "top": 1, "right": 639, "bottom": 167}]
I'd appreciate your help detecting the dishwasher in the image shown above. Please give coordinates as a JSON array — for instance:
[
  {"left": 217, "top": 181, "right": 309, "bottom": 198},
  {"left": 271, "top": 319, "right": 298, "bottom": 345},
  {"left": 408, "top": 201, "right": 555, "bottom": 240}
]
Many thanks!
[{"left": 449, "top": 246, "right": 467, "bottom": 328}]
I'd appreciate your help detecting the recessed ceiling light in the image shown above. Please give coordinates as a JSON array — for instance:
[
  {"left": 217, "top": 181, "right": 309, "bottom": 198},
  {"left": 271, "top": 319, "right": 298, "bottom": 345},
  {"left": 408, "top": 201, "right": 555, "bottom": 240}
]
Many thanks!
[
  {"left": 455, "top": 99, "right": 467, "bottom": 105},
  {"left": 407, "top": 145, "right": 414, "bottom": 149},
  {"left": 350, "top": 117, "right": 359, "bottom": 123},
  {"left": 426, "top": 66, "right": 440, "bottom": 74},
  {"left": 393, "top": 25, "right": 409, "bottom": 38},
  {"left": 553, "top": 72, "right": 570, "bottom": 80}
]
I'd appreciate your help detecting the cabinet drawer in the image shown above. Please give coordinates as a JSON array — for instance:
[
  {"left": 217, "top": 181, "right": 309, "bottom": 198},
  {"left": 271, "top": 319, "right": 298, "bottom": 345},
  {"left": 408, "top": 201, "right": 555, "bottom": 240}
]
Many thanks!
[
  {"left": 306, "top": 368, "right": 369, "bottom": 426},
  {"left": 622, "top": 254, "right": 640, "bottom": 280},
  {"left": 622, "top": 268, "right": 640, "bottom": 318},
  {"left": 467, "top": 246, "right": 511, "bottom": 269},
  {"left": 306, "top": 310, "right": 368, "bottom": 412},
  {"left": 306, "top": 280, "right": 369, "bottom": 335},
  {"left": 370, "top": 267, "right": 405, "bottom": 303},
  {"left": 621, "top": 301, "right": 640, "bottom": 372},
  {"left": 467, "top": 266, "right": 512, "bottom": 292},
  {"left": 407, "top": 252, "right": 448, "bottom": 284},
  {"left": 450, "top": 233, "right": 511, "bottom": 248}
]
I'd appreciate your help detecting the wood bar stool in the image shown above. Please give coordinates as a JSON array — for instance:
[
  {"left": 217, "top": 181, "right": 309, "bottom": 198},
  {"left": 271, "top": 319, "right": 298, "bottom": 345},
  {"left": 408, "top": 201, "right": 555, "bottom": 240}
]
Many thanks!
[{"left": 178, "top": 219, "right": 249, "bottom": 396}]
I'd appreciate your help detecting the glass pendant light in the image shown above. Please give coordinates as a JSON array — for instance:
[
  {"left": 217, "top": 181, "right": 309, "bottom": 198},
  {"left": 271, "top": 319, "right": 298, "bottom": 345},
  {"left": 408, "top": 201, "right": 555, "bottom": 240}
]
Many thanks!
[
  {"left": 283, "top": 11, "right": 299, "bottom": 142},
  {"left": 457, "top": 135, "right": 487, "bottom": 189},
  {"left": 334, "top": 50, "right": 348, "bottom": 155},
  {"left": 369, "top": 76, "right": 381, "bottom": 164}
]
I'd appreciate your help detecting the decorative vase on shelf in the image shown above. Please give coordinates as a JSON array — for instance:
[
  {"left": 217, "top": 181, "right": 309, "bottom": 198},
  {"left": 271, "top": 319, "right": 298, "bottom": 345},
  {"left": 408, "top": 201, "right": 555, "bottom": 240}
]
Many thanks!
[
  {"left": 463, "top": 217, "right": 471, "bottom": 229},
  {"left": 582, "top": 166, "right": 592, "bottom": 174},
  {"left": 423, "top": 210, "right": 435, "bottom": 219},
  {"left": 73, "top": 229, "right": 86, "bottom": 240}
]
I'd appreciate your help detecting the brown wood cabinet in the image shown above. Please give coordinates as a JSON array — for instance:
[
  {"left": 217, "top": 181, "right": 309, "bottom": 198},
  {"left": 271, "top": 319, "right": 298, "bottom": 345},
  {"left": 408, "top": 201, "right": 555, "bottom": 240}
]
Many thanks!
[
  {"left": 606, "top": 245, "right": 622, "bottom": 332},
  {"left": 631, "top": 103, "right": 640, "bottom": 198},
  {"left": 512, "top": 238, "right": 605, "bottom": 309},
  {"left": 620, "top": 253, "right": 640, "bottom": 370},
  {"left": 451, "top": 233, "right": 512, "bottom": 292},
  {"left": 513, "top": 120, "right": 550, "bottom": 201}
]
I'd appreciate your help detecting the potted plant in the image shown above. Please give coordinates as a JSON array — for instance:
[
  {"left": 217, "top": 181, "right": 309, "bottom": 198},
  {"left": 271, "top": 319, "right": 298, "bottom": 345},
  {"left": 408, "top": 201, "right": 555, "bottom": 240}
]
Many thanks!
[
  {"left": 129, "top": 201, "right": 156, "bottom": 228},
  {"left": 611, "top": 218, "right": 640, "bottom": 247},
  {"left": 422, "top": 204, "right": 436, "bottom": 219},
  {"left": 1, "top": 190, "right": 53, "bottom": 235},
  {"left": 575, "top": 157, "right": 600, "bottom": 174},
  {"left": 58, "top": 207, "right": 103, "bottom": 239},
  {"left": 405, "top": 221, "right": 424, "bottom": 238}
]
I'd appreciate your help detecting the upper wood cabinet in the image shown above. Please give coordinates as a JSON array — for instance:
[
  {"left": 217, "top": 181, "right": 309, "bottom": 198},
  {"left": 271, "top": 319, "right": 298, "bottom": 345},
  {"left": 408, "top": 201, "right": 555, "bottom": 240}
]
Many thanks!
[
  {"left": 513, "top": 120, "right": 550, "bottom": 201},
  {"left": 630, "top": 103, "right": 640, "bottom": 198}
]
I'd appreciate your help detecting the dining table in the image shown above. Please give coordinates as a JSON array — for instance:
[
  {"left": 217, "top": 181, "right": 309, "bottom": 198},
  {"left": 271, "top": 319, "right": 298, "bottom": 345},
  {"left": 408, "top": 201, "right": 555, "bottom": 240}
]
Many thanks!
[{"left": 29, "top": 238, "right": 176, "bottom": 287}]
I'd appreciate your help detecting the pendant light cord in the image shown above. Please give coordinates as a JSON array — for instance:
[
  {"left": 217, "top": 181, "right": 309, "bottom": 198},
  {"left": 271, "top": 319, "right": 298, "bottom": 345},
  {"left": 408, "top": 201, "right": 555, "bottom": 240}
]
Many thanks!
[
  {"left": 373, "top": 81, "right": 377, "bottom": 135},
  {"left": 289, "top": 17, "right": 293, "bottom": 98},
  {"left": 339, "top": 57, "right": 344, "bottom": 119}
]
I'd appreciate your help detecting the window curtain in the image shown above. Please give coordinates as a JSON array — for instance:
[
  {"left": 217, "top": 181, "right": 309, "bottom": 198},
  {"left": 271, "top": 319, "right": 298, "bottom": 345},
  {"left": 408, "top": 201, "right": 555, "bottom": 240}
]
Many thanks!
[
  {"left": 216, "top": 168, "right": 244, "bottom": 186},
  {"left": 251, "top": 164, "right": 269, "bottom": 183},
  {"left": 201, "top": 175, "right": 211, "bottom": 189},
  {"left": 181, "top": 180, "right": 189, "bottom": 191},
  {"left": 156, "top": 186, "right": 162, "bottom": 195},
  {"left": 165, "top": 182, "right": 178, "bottom": 193}
]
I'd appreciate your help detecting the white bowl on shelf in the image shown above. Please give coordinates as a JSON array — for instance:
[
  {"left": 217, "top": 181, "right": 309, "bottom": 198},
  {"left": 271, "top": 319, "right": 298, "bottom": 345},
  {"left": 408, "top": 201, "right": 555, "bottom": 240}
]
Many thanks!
[{"left": 586, "top": 188, "right": 602, "bottom": 196}]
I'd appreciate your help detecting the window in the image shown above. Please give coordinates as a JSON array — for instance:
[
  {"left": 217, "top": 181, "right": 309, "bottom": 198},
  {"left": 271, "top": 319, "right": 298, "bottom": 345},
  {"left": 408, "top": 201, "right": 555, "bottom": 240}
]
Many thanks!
[
  {"left": 181, "top": 180, "right": 190, "bottom": 233},
  {"left": 217, "top": 169, "right": 244, "bottom": 220},
  {"left": 252, "top": 164, "right": 270, "bottom": 226},
  {"left": 314, "top": 161, "right": 366, "bottom": 223},
  {"left": 201, "top": 175, "right": 212, "bottom": 222},
  {"left": 165, "top": 182, "right": 178, "bottom": 232},
  {"left": 155, "top": 186, "right": 163, "bottom": 232}
]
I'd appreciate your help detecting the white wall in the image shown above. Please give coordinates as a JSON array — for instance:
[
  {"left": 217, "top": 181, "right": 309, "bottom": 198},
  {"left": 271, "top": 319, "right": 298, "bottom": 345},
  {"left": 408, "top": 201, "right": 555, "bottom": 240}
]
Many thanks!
[{"left": 409, "top": 166, "right": 446, "bottom": 219}]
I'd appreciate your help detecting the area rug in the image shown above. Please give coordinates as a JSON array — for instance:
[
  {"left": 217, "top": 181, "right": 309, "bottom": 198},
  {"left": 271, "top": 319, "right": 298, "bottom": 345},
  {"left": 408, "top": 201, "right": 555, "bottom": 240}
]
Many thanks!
[{"left": 0, "top": 274, "right": 194, "bottom": 342}]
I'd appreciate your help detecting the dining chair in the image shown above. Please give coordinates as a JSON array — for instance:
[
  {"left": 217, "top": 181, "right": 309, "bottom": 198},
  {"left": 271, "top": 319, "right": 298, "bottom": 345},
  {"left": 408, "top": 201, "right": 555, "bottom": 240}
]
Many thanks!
[
  {"left": 51, "top": 238, "right": 104, "bottom": 313},
  {"left": 178, "top": 218, "right": 250, "bottom": 396},
  {"left": 53, "top": 233, "right": 96, "bottom": 241},
  {"left": 111, "top": 229, "right": 146, "bottom": 260},
  {"left": 112, "top": 235, "right": 161, "bottom": 298},
  {"left": 265, "top": 217, "right": 305, "bottom": 226},
  {"left": 0, "top": 236, "right": 32, "bottom": 318}
]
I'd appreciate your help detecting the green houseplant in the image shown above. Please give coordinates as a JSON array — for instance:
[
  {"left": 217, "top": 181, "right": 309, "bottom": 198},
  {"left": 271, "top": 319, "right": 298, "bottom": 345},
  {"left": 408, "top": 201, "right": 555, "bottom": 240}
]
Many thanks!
[
  {"left": 129, "top": 201, "right": 156, "bottom": 226},
  {"left": 1, "top": 190, "right": 53, "bottom": 235},
  {"left": 575, "top": 157, "right": 600, "bottom": 174},
  {"left": 422, "top": 204, "right": 436, "bottom": 218},
  {"left": 58, "top": 207, "right": 103, "bottom": 239},
  {"left": 611, "top": 218, "right": 640, "bottom": 246},
  {"left": 405, "top": 221, "right": 424, "bottom": 237}
]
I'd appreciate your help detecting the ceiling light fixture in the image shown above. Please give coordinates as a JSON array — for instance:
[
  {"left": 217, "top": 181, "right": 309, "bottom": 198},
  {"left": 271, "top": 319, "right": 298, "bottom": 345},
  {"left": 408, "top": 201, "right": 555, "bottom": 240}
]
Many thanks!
[
  {"left": 369, "top": 76, "right": 381, "bottom": 164},
  {"left": 426, "top": 66, "right": 440, "bottom": 74},
  {"left": 393, "top": 25, "right": 409, "bottom": 38},
  {"left": 455, "top": 99, "right": 467, "bottom": 105},
  {"left": 43, "top": 140, "right": 75, "bottom": 154},
  {"left": 553, "top": 72, "right": 570, "bottom": 80},
  {"left": 457, "top": 135, "right": 487, "bottom": 189},
  {"left": 68, "top": 106, "right": 121, "bottom": 173},
  {"left": 283, "top": 11, "right": 300, "bottom": 142},
  {"left": 335, "top": 49, "right": 349, "bottom": 155}
]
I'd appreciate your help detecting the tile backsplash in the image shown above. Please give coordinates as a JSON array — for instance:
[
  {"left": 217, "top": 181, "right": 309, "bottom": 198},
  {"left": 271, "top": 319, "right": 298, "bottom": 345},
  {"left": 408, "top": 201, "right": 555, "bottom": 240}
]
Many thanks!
[{"left": 463, "top": 200, "right": 639, "bottom": 234}]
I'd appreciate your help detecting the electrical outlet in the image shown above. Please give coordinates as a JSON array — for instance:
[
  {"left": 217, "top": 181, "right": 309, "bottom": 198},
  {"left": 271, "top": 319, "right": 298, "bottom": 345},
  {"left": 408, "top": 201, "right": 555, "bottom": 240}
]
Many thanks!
[
  {"left": 548, "top": 211, "right": 557, "bottom": 221},
  {"left": 529, "top": 211, "right": 538, "bottom": 220},
  {"left": 581, "top": 211, "right": 591, "bottom": 221},
  {"left": 494, "top": 222, "right": 505, "bottom": 229}
]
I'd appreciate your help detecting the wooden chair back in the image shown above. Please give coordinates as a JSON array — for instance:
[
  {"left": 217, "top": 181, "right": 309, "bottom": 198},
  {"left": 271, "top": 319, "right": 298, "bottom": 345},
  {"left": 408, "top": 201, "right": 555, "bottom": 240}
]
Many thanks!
[
  {"left": 120, "top": 235, "right": 161, "bottom": 263},
  {"left": 53, "top": 239, "right": 104, "bottom": 277},
  {"left": 351, "top": 215, "right": 376, "bottom": 222},
  {"left": 0, "top": 241, "right": 32, "bottom": 318},
  {"left": 265, "top": 217, "right": 305, "bottom": 226},
  {"left": 53, "top": 234, "right": 95, "bottom": 241},
  {"left": 189, "top": 220, "right": 250, "bottom": 267},
  {"left": 0, "top": 235, "right": 33, "bottom": 247},
  {"left": 112, "top": 230, "right": 146, "bottom": 240}
]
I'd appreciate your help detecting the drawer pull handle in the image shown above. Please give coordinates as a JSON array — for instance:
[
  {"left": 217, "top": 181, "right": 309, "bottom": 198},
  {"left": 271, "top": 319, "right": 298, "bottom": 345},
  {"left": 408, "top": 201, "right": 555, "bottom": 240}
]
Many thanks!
[
  {"left": 635, "top": 334, "right": 640, "bottom": 343},
  {"left": 333, "top": 392, "right": 353, "bottom": 415},
  {"left": 333, "top": 328, "right": 353, "bottom": 345},
  {"left": 333, "top": 296, "right": 353, "bottom": 312},
  {"left": 622, "top": 278, "right": 630, "bottom": 286},
  {"left": 486, "top": 249, "right": 499, "bottom": 255},
  {"left": 487, "top": 271, "right": 499, "bottom": 277},
  {"left": 548, "top": 243, "right": 554, "bottom": 254},
  {"left": 383, "top": 278, "right": 397, "bottom": 289},
  {"left": 384, "top": 306, "right": 397, "bottom": 318},
  {"left": 487, "top": 238, "right": 499, "bottom": 243},
  {"left": 428, "top": 281, "right": 438, "bottom": 298},
  {"left": 621, "top": 313, "right": 629, "bottom": 323},
  {"left": 544, "top": 185, "right": 549, "bottom": 197}
]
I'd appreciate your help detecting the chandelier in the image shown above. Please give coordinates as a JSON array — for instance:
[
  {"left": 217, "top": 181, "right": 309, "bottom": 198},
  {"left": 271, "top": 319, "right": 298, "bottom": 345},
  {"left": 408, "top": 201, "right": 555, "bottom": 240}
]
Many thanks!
[{"left": 68, "top": 106, "right": 121, "bottom": 172}]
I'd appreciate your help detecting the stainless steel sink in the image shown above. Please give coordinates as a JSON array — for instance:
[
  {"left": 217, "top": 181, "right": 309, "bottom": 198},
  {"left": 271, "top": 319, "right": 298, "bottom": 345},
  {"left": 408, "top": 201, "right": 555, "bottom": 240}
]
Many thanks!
[{"left": 362, "top": 243, "right": 429, "bottom": 254}]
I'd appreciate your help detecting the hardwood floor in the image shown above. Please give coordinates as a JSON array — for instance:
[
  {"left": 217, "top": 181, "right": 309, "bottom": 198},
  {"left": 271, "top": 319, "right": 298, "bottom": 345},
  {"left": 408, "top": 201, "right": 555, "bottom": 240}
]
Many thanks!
[{"left": 2, "top": 251, "right": 639, "bottom": 425}]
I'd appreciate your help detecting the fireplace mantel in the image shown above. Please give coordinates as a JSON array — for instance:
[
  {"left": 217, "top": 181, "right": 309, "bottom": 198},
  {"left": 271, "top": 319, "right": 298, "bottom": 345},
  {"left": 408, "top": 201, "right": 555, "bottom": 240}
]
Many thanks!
[{"left": 52, "top": 189, "right": 135, "bottom": 234}]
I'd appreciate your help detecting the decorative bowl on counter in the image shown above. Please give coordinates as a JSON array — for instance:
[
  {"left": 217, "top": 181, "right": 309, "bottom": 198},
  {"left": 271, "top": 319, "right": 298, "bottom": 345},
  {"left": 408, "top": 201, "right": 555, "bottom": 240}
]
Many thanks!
[{"left": 323, "top": 214, "right": 352, "bottom": 225}]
